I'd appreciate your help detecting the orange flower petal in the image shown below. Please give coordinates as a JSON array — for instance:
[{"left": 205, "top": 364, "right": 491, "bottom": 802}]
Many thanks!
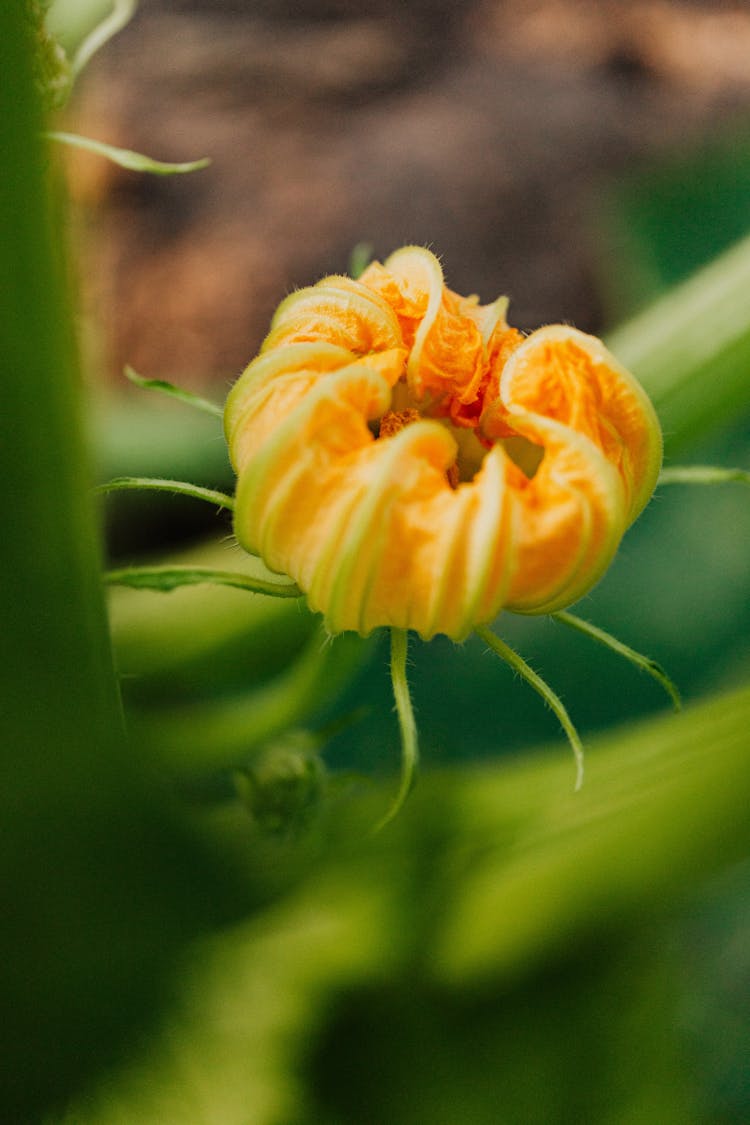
[{"left": 226, "top": 248, "right": 662, "bottom": 640}]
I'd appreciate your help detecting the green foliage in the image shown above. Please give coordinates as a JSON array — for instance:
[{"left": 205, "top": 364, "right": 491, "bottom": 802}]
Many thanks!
[
  {"left": 607, "top": 229, "right": 750, "bottom": 455},
  {"left": 5, "top": 2, "right": 750, "bottom": 1120},
  {"left": 0, "top": 9, "right": 236, "bottom": 1118},
  {"left": 56, "top": 682, "right": 750, "bottom": 1123}
]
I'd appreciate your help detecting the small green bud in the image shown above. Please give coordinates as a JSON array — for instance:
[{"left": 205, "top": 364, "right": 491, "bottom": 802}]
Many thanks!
[{"left": 235, "top": 733, "right": 326, "bottom": 837}]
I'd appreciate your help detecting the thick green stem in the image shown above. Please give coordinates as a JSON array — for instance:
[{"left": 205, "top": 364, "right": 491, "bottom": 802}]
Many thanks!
[
  {"left": 606, "top": 231, "right": 750, "bottom": 452},
  {"left": 0, "top": 8, "right": 226, "bottom": 1117}
]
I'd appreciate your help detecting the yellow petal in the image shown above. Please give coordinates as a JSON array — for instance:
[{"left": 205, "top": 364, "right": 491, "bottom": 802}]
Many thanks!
[
  {"left": 226, "top": 248, "right": 663, "bottom": 639},
  {"left": 498, "top": 325, "right": 662, "bottom": 524}
]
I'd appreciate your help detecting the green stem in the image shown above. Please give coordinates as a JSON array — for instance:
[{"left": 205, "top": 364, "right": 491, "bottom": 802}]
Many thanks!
[
  {"left": 0, "top": 7, "right": 224, "bottom": 1114},
  {"left": 476, "top": 625, "right": 584, "bottom": 790},
  {"left": 552, "top": 611, "right": 681, "bottom": 711},
  {"left": 374, "top": 628, "right": 420, "bottom": 831},
  {"left": 105, "top": 565, "right": 302, "bottom": 598},
  {"left": 606, "top": 231, "right": 750, "bottom": 452},
  {"left": 134, "top": 626, "right": 369, "bottom": 775},
  {"left": 96, "top": 476, "right": 235, "bottom": 511}
]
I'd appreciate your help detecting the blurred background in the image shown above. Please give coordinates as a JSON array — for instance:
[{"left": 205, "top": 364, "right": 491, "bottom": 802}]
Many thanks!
[{"left": 23, "top": 0, "right": 750, "bottom": 1121}]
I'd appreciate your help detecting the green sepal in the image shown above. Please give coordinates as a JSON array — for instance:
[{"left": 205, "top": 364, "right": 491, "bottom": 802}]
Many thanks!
[
  {"left": 373, "top": 628, "right": 420, "bottom": 832},
  {"left": 46, "top": 131, "right": 211, "bottom": 176},
  {"left": 552, "top": 610, "right": 681, "bottom": 711},
  {"left": 96, "top": 476, "right": 234, "bottom": 511},
  {"left": 124, "top": 366, "right": 224, "bottom": 416},
  {"left": 104, "top": 566, "right": 302, "bottom": 598},
  {"left": 476, "top": 624, "right": 585, "bottom": 790}
]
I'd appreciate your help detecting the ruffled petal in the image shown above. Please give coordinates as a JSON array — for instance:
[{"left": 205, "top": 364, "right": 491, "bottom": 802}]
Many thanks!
[{"left": 226, "top": 248, "right": 662, "bottom": 640}]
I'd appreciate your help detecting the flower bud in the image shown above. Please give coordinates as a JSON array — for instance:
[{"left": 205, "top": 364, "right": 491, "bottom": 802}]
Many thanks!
[{"left": 226, "top": 247, "right": 662, "bottom": 640}]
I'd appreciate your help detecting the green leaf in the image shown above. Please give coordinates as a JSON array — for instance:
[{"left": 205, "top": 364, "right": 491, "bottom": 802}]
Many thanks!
[
  {"left": 107, "top": 538, "right": 316, "bottom": 701},
  {"left": 105, "top": 565, "right": 302, "bottom": 599},
  {"left": 96, "top": 476, "right": 234, "bottom": 511},
  {"left": 552, "top": 610, "right": 681, "bottom": 711},
  {"left": 658, "top": 464, "right": 750, "bottom": 487},
  {"left": 46, "top": 131, "right": 211, "bottom": 176},
  {"left": 133, "top": 624, "right": 371, "bottom": 775},
  {"left": 124, "top": 365, "right": 224, "bottom": 416},
  {"left": 431, "top": 679, "right": 750, "bottom": 985},
  {"left": 59, "top": 680, "right": 750, "bottom": 1124}
]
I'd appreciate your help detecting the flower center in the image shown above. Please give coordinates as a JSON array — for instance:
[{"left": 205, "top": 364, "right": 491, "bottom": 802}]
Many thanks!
[{"left": 376, "top": 383, "right": 544, "bottom": 488}]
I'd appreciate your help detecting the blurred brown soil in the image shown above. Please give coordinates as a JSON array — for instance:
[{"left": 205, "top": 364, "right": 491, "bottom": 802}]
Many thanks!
[{"left": 64, "top": 0, "right": 750, "bottom": 388}]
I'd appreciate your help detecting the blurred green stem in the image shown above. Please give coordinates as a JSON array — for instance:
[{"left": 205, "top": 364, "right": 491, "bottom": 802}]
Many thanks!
[
  {"left": 0, "top": 10, "right": 227, "bottom": 1116},
  {"left": 135, "top": 625, "right": 369, "bottom": 775},
  {"left": 607, "top": 230, "right": 750, "bottom": 451}
]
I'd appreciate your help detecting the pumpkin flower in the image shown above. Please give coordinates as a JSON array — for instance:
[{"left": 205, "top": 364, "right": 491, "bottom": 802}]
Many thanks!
[
  {"left": 221, "top": 246, "right": 667, "bottom": 817},
  {"left": 225, "top": 246, "right": 662, "bottom": 640}
]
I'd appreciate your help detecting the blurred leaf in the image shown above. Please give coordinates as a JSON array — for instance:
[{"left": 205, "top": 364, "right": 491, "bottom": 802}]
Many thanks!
[
  {"left": 59, "top": 680, "right": 750, "bottom": 1124},
  {"left": 91, "top": 390, "right": 230, "bottom": 485},
  {"left": 607, "top": 230, "right": 750, "bottom": 454},
  {"left": 108, "top": 539, "right": 316, "bottom": 702},
  {"left": 349, "top": 240, "right": 374, "bottom": 279},
  {"left": 48, "top": 0, "right": 122, "bottom": 54},
  {"left": 597, "top": 132, "right": 750, "bottom": 319},
  {"left": 135, "top": 624, "right": 373, "bottom": 777}
]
